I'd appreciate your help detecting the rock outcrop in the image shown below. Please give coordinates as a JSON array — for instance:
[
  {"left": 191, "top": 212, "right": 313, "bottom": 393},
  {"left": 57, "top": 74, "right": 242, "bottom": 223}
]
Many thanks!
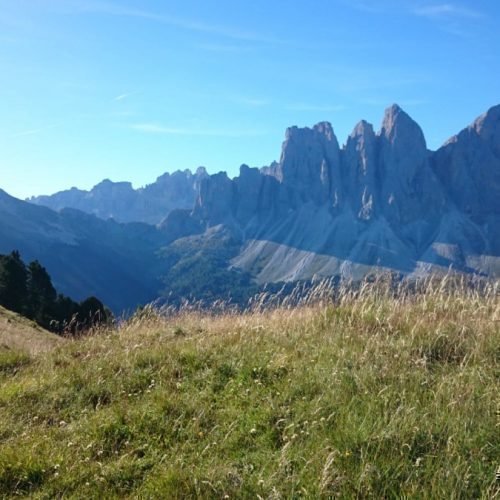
[
  {"left": 182, "top": 104, "right": 500, "bottom": 281},
  {"left": 343, "top": 120, "right": 378, "bottom": 221},
  {"left": 433, "top": 105, "right": 500, "bottom": 221}
]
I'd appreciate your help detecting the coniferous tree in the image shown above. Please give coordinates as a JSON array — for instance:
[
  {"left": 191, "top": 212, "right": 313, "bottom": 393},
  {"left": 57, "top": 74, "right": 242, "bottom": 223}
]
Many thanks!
[
  {"left": 26, "top": 260, "right": 57, "bottom": 329},
  {"left": 53, "top": 294, "right": 79, "bottom": 333},
  {"left": 0, "top": 250, "right": 111, "bottom": 334},
  {"left": 0, "top": 251, "right": 28, "bottom": 314},
  {"left": 78, "top": 296, "right": 109, "bottom": 329}
]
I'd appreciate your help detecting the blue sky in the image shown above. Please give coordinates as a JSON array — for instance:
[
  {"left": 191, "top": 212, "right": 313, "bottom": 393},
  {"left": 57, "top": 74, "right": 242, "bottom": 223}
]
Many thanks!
[{"left": 0, "top": 0, "right": 499, "bottom": 199}]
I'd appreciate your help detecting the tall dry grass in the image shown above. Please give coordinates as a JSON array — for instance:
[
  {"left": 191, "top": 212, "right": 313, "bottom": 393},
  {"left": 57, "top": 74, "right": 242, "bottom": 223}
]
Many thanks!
[{"left": 0, "top": 276, "right": 498, "bottom": 498}]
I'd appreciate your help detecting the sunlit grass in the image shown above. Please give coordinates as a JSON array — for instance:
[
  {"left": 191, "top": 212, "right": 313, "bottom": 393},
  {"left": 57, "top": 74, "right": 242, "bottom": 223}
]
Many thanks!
[{"left": 0, "top": 278, "right": 498, "bottom": 498}]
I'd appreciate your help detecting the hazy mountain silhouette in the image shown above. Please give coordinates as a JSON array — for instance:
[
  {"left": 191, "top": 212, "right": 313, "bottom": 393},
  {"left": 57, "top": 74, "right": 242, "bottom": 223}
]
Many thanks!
[{"left": 30, "top": 167, "right": 208, "bottom": 225}]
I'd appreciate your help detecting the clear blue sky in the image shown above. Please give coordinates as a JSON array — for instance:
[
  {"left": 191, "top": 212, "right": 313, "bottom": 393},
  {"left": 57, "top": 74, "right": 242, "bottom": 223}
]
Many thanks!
[{"left": 1, "top": 0, "right": 499, "bottom": 199}]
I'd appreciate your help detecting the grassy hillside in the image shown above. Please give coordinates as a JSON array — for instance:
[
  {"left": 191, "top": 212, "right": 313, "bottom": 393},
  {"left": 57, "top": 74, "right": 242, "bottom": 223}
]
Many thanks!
[
  {"left": 0, "top": 305, "right": 63, "bottom": 355},
  {"left": 0, "top": 282, "right": 498, "bottom": 498}
]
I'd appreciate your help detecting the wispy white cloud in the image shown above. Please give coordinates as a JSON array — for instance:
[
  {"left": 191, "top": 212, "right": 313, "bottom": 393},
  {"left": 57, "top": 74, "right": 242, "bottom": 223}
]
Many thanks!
[
  {"left": 412, "top": 3, "right": 484, "bottom": 38},
  {"left": 64, "top": 0, "right": 286, "bottom": 45},
  {"left": 339, "top": 0, "right": 483, "bottom": 24},
  {"left": 130, "top": 123, "right": 266, "bottom": 137},
  {"left": 9, "top": 124, "right": 59, "bottom": 138},
  {"left": 113, "top": 91, "right": 139, "bottom": 102},
  {"left": 413, "top": 3, "right": 483, "bottom": 19}
]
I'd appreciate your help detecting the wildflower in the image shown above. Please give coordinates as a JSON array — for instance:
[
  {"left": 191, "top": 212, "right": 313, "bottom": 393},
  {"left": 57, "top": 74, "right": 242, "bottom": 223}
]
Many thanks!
[{"left": 250, "top": 428, "right": 257, "bottom": 435}]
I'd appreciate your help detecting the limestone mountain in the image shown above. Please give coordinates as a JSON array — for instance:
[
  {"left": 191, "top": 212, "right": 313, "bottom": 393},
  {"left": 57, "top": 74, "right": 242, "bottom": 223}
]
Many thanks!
[
  {"left": 6, "top": 103, "right": 499, "bottom": 312},
  {"left": 163, "top": 104, "right": 500, "bottom": 284},
  {"left": 29, "top": 167, "right": 208, "bottom": 225}
]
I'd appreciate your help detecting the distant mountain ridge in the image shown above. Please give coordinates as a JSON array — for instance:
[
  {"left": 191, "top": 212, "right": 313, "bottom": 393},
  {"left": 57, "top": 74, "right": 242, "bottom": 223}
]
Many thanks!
[
  {"left": 2, "top": 103, "right": 498, "bottom": 312},
  {"left": 0, "top": 189, "right": 171, "bottom": 312},
  {"left": 29, "top": 167, "right": 208, "bottom": 224}
]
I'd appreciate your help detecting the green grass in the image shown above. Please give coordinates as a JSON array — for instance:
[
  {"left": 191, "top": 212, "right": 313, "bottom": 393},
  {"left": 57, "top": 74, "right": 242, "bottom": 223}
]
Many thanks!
[
  {"left": 0, "top": 284, "right": 499, "bottom": 498},
  {"left": 0, "top": 305, "right": 63, "bottom": 355}
]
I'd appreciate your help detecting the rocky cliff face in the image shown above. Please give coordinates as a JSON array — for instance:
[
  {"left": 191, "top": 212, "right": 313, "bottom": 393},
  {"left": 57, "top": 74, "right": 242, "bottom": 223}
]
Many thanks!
[
  {"left": 343, "top": 120, "right": 378, "bottom": 221},
  {"left": 433, "top": 105, "right": 500, "bottom": 221},
  {"left": 20, "top": 103, "right": 500, "bottom": 303},
  {"left": 29, "top": 167, "right": 208, "bottom": 225},
  {"left": 180, "top": 104, "right": 500, "bottom": 281},
  {"left": 277, "top": 121, "right": 342, "bottom": 207}
]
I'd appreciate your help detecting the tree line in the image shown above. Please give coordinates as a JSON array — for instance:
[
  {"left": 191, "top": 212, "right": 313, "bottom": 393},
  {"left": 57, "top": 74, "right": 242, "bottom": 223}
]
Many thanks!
[{"left": 0, "top": 251, "right": 110, "bottom": 334}]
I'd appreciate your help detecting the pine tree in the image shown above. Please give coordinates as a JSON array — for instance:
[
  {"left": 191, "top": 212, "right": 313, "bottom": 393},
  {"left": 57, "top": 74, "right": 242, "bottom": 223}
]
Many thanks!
[
  {"left": 78, "top": 296, "right": 109, "bottom": 329},
  {"left": 0, "top": 251, "right": 110, "bottom": 334},
  {"left": 0, "top": 251, "right": 28, "bottom": 314},
  {"left": 26, "top": 260, "right": 57, "bottom": 328}
]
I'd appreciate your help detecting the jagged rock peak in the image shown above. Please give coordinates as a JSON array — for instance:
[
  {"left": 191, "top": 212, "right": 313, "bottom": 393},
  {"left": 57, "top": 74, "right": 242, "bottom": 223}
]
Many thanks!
[
  {"left": 285, "top": 121, "right": 337, "bottom": 142},
  {"left": 94, "top": 179, "right": 133, "bottom": 190},
  {"left": 434, "top": 103, "right": 500, "bottom": 218},
  {"left": 443, "top": 103, "right": 500, "bottom": 149},
  {"left": 155, "top": 167, "right": 206, "bottom": 183},
  {"left": 239, "top": 164, "right": 259, "bottom": 176},
  {"left": 470, "top": 105, "right": 500, "bottom": 155},
  {"left": 313, "top": 121, "right": 336, "bottom": 140},
  {"left": 380, "top": 103, "right": 427, "bottom": 149},
  {"left": 350, "top": 119, "right": 375, "bottom": 139},
  {"left": 277, "top": 121, "right": 341, "bottom": 205},
  {"left": 380, "top": 103, "right": 403, "bottom": 132},
  {"left": 472, "top": 104, "right": 500, "bottom": 133},
  {"left": 260, "top": 161, "right": 280, "bottom": 177}
]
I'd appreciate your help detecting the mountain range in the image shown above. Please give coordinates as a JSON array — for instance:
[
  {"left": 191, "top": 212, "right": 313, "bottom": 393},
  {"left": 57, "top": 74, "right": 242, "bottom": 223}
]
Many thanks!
[
  {"left": 29, "top": 167, "right": 208, "bottom": 225},
  {"left": 2, "top": 103, "right": 499, "bottom": 312}
]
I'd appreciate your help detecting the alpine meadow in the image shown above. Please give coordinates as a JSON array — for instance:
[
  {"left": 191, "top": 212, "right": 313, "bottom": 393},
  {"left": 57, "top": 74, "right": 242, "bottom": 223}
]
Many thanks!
[{"left": 1, "top": 1, "right": 500, "bottom": 498}]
